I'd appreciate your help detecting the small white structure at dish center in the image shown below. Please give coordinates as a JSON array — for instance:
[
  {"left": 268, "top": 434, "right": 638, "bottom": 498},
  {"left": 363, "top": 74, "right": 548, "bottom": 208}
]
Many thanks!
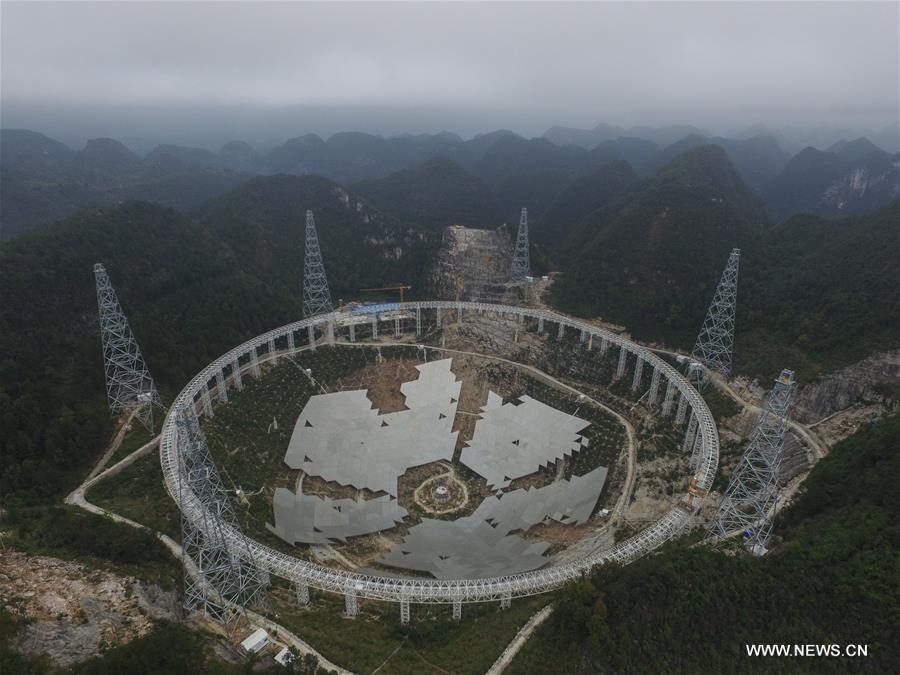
[
  {"left": 274, "top": 646, "right": 294, "bottom": 666},
  {"left": 240, "top": 627, "right": 269, "bottom": 655}
]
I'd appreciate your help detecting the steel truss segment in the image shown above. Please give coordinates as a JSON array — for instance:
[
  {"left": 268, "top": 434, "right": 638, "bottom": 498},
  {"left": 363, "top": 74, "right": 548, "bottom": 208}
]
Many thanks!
[
  {"left": 94, "top": 263, "right": 164, "bottom": 432},
  {"left": 693, "top": 248, "right": 739, "bottom": 376},
  {"left": 160, "top": 301, "right": 719, "bottom": 604},
  {"left": 511, "top": 207, "right": 530, "bottom": 282},
  {"left": 707, "top": 369, "right": 795, "bottom": 552},
  {"left": 615, "top": 347, "right": 627, "bottom": 379},
  {"left": 648, "top": 367, "right": 661, "bottom": 405},
  {"left": 303, "top": 210, "right": 335, "bottom": 318},
  {"left": 176, "top": 407, "right": 269, "bottom": 621},
  {"left": 631, "top": 356, "right": 644, "bottom": 392}
]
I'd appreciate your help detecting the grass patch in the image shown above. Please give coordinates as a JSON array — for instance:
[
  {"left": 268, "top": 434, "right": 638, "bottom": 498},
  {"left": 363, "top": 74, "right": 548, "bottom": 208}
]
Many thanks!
[
  {"left": 89, "top": 449, "right": 181, "bottom": 541},
  {"left": 106, "top": 422, "right": 156, "bottom": 467},
  {"left": 271, "top": 582, "right": 550, "bottom": 674}
]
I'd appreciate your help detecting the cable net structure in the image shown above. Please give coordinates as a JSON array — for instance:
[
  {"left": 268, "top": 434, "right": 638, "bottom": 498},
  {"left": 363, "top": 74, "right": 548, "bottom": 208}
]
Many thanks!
[
  {"left": 510, "top": 207, "right": 530, "bottom": 282},
  {"left": 158, "top": 300, "right": 720, "bottom": 612},
  {"left": 302, "top": 210, "right": 334, "bottom": 318},
  {"left": 176, "top": 406, "right": 269, "bottom": 624},
  {"left": 707, "top": 368, "right": 795, "bottom": 554},
  {"left": 692, "top": 248, "right": 740, "bottom": 377},
  {"left": 93, "top": 263, "right": 163, "bottom": 432}
]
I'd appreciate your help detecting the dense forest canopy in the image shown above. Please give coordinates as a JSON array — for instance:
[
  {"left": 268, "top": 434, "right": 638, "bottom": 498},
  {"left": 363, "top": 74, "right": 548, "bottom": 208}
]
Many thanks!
[
  {"left": 0, "top": 176, "right": 439, "bottom": 505},
  {"left": 509, "top": 414, "right": 900, "bottom": 674}
]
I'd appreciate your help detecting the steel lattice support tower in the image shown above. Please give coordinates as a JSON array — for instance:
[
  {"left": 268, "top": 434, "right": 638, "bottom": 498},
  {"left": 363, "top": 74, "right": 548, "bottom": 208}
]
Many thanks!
[
  {"left": 303, "top": 210, "right": 334, "bottom": 318},
  {"left": 177, "top": 407, "right": 269, "bottom": 624},
  {"left": 510, "top": 207, "right": 530, "bottom": 282},
  {"left": 93, "top": 263, "right": 164, "bottom": 432},
  {"left": 692, "top": 248, "right": 740, "bottom": 376},
  {"left": 707, "top": 369, "right": 796, "bottom": 554}
]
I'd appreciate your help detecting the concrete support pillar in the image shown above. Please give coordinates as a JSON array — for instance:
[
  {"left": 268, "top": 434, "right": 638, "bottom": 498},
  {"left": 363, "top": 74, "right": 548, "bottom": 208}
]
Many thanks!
[
  {"left": 648, "top": 367, "right": 660, "bottom": 405},
  {"left": 344, "top": 589, "right": 358, "bottom": 618},
  {"left": 349, "top": 322, "right": 356, "bottom": 342},
  {"left": 394, "top": 317, "right": 400, "bottom": 337},
  {"left": 400, "top": 599, "right": 410, "bottom": 626},
  {"left": 250, "top": 347, "right": 260, "bottom": 378},
  {"left": 537, "top": 316, "right": 544, "bottom": 334},
  {"left": 587, "top": 334, "right": 593, "bottom": 351},
  {"left": 327, "top": 320, "right": 335, "bottom": 344},
  {"left": 436, "top": 308, "right": 442, "bottom": 329},
  {"left": 600, "top": 338, "right": 609, "bottom": 355},
  {"left": 231, "top": 359, "right": 243, "bottom": 391},
  {"left": 215, "top": 370, "right": 228, "bottom": 404},
  {"left": 452, "top": 598, "right": 462, "bottom": 622},
  {"left": 308, "top": 324, "right": 316, "bottom": 351},
  {"left": 372, "top": 313, "right": 378, "bottom": 338},
  {"left": 662, "top": 379, "right": 676, "bottom": 416},
  {"left": 416, "top": 307, "right": 422, "bottom": 336},
  {"left": 580, "top": 328, "right": 587, "bottom": 343},
  {"left": 675, "top": 395, "right": 688, "bottom": 425},
  {"left": 631, "top": 356, "right": 644, "bottom": 392},
  {"left": 458, "top": 306, "right": 463, "bottom": 322},
  {"left": 518, "top": 312, "right": 524, "bottom": 323},
  {"left": 202, "top": 386, "right": 213, "bottom": 418},
  {"left": 287, "top": 330, "right": 295, "bottom": 354},
  {"left": 500, "top": 594, "right": 511, "bottom": 610},
  {"left": 615, "top": 347, "right": 627, "bottom": 380},
  {"left": 268, "top": 337, "right": 277, "bottom": 363},
  {"left": 295, "top": 582, "right": 309, "bottom": 606},
  {"left": 557, "top": 322, "right": 565, "bottom": 339}
]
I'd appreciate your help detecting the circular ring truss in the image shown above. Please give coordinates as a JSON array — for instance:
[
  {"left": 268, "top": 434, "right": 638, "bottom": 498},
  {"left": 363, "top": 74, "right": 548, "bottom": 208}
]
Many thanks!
[{"left": 160, "top": 301, "right": 719, "bottom": 604}]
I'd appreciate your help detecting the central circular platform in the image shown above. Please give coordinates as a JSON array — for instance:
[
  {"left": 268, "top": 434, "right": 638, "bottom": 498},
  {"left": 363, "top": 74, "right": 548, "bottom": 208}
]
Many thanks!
[{"left": 414, "top": 472, "right": 468, "bottom": 516}]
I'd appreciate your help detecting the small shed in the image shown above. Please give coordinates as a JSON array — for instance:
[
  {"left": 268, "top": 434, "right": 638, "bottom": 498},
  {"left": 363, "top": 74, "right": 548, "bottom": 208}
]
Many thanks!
[
  {"left": 240, "top": 627, "right": 269, "bottom": 654},
  {"left": 274, "top": 646, "right": 294, "bottom": 666}
]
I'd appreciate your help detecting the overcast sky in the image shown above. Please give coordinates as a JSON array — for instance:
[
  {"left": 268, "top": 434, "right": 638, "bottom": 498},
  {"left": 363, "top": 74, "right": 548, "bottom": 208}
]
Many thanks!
[{"left": 2, "top": 1, "right": 898, "bottom": 150}]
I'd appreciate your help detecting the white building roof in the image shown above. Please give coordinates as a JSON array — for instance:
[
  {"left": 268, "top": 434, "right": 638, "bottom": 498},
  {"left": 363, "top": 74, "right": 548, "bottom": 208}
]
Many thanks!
[{"left": 240, "top": 627, "right": 269, "bottom": 654}]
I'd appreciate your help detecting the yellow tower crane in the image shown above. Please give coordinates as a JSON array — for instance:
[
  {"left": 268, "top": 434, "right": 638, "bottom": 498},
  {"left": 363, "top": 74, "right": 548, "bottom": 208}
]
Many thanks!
[{"left": 359, "top": 284, "right": 412, "bottom": 303}]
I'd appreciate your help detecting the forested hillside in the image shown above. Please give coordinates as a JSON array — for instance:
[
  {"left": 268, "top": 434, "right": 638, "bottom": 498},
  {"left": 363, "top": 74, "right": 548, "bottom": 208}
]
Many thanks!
[
  {"left": 352, "top": 157, "right": 503, "bottom": 230},
  {"left": 534, "top": 161, "right": 638, "bottom": 244},
  {"left": 547, "top": 145, "right": 899, "bottom": 380},
  {"left": 548, "top": 145, "right": 768, "bottom": 341},
  {"left": 509, "top": 414, "right": 900, "bottom": 674},
  {"left": 764, "top": 144, "right": 900, "bottom": 220},
  {"left": 0, "top": 176, "right": 439, "bottom": 505}
]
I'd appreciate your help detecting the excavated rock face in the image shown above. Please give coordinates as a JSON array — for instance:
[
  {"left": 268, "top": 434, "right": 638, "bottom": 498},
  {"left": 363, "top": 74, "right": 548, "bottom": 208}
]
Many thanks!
[
  {"left": 431, "top": 224, "right": 523, "bottom": 304},
  {"left": 791, "top": 350, "right": 900, "bottom": 423},
  {"left": 777, "top": 432, "right": 813, "bottom": 484},
  {"left": 0, "top": 550, "right": 179, "bottom": 667}
]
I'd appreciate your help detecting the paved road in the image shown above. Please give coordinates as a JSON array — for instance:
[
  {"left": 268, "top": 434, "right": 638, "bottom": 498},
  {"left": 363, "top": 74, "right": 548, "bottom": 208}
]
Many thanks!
[{"left": 486, "top": 604, "right": 554, "bottom": 675}]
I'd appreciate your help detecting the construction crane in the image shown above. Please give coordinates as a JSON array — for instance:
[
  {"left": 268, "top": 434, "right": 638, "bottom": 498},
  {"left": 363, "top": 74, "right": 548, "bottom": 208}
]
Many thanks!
[{"left": 360, "top": 284, "right": 412, "bottom": 303}]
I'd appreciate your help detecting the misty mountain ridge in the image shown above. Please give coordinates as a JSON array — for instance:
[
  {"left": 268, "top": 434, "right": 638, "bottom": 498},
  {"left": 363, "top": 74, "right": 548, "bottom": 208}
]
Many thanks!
[
  {"left": 3, "top": 125, "right": 899, "bottom": 240},
  {"left": 0, "top": 129, "right": 251, "bottom": 238},
  {"left": 543, "top": 123, "right": 709, "bottom": 148},
  {"left": 765, "top": 143, "right": 900, "bottom": 220},
  {"left": 547, "top": 121, "right": 899, "bottom": 154}
]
